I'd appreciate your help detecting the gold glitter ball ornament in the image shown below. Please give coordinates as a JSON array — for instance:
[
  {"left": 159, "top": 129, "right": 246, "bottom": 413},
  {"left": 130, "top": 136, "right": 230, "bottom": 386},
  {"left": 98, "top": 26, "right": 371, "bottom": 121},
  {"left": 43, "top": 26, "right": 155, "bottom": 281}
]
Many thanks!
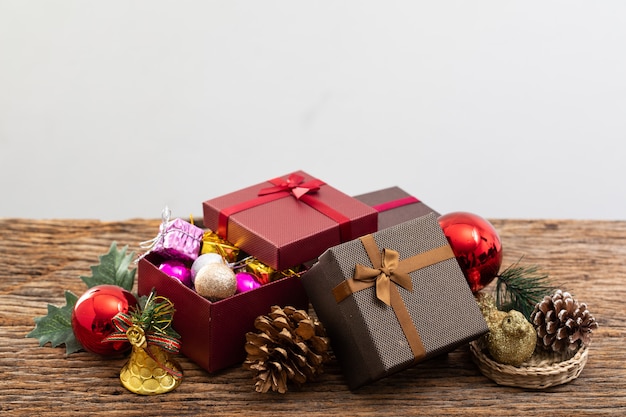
[
  {"left": 194, "top": 262, "right": 237, "bottom": 301},
  {"left": 486, "top": 309, "right": 537, "bottom": 366}
]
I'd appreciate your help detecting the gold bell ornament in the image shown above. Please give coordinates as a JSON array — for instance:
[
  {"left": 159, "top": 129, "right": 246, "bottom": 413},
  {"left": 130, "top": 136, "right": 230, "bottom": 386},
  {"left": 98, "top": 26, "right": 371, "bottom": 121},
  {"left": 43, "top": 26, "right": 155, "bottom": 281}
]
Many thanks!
[{"left": 105, "top": 291, "right": 183, "bottom": 395}]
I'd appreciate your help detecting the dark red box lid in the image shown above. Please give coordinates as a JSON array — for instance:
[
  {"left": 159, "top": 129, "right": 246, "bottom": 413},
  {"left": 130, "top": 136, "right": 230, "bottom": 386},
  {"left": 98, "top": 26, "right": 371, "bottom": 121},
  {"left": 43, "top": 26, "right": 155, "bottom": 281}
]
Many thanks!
[
  {"left": 354, "top": 186, "right": 440, "bottom": 230},
  {"left": 137, "top": 253, "right": 309, "bottom": 373},
  {"left": 203, "top": 170, "right": 378, "bottom": 271}
]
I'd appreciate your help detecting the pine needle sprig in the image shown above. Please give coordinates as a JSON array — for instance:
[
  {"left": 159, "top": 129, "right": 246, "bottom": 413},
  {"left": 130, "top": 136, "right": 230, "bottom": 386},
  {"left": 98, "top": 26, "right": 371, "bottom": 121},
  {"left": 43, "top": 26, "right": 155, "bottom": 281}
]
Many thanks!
[
  {"left": 130, "top": 291, "right": 180, "bottom": 340},
  {"left": 495, "top": 258, "right": 556, "bottom": 320}
]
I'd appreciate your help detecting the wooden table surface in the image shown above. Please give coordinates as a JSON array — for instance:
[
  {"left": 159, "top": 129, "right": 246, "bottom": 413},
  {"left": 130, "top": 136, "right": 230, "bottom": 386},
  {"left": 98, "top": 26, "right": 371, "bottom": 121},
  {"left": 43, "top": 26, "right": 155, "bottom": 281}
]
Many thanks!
[{"left": 1, "top": 218, "right": 624, "bottom": 416}]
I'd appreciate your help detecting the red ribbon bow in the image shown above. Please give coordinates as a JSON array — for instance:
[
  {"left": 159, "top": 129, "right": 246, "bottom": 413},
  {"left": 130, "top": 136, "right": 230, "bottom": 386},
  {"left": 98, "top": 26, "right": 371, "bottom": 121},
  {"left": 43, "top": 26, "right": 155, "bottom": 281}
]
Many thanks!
[
  {"left": 216, "top": 173, "right": 353, "bottom": 242},
  {"left": 104, "top": 312, "right": 182, "bottom": 355},
  {"left": 258, "top": 173, "right": 324, "bottom": 199}
]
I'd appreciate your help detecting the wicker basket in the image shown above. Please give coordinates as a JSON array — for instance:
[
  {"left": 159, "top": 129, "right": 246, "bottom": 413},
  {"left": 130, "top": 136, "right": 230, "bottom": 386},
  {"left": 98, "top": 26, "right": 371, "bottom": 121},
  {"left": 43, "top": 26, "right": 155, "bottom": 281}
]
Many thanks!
[{"left": 469, "top": 336, "right": 589, "bottom": 389}]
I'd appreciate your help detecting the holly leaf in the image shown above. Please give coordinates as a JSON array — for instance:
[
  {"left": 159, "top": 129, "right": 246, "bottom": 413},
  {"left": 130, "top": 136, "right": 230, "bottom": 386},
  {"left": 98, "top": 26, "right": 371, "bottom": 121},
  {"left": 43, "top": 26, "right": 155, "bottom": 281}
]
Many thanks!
[
  {"left": 80, "top": 241, "right": 136, "bottom": 291},
  {"left": 26, "top": 290, "right": 83, "bottom": 354}
]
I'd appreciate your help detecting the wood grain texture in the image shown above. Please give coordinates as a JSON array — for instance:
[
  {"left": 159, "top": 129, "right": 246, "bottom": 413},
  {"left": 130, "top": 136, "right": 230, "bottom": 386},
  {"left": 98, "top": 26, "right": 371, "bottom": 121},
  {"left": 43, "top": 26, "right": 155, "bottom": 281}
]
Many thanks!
[{"left": 1, "top": 218, "right": 624, "bottom": 416}]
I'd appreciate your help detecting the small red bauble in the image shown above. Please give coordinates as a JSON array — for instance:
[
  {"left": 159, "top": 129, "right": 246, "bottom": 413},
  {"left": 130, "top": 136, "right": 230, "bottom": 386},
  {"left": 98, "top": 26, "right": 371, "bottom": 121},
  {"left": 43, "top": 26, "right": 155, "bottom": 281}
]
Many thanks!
[
  {"left": 438, "top": 211, "right": 503, "bottom": 293},
  {"left": 71, "top": 284, "right": 138, "bottom": 356}
]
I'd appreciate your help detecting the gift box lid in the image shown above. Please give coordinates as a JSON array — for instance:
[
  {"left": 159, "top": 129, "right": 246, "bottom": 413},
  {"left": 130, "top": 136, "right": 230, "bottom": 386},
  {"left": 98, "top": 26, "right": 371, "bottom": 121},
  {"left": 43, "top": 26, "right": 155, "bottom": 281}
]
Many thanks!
[
  {"left": 301, "top": 213, "right": 488, "bottom": 389},
  {"left": 354, "top": 186, "right": 440, "bottom": 230},
  {"left": 202, "top": 170, "right": 378, "bottom": 271}
]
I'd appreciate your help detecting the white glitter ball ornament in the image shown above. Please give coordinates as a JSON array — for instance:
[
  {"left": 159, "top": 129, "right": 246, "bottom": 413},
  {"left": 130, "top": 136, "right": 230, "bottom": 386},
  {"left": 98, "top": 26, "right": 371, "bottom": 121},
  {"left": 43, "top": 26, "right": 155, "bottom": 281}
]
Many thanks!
[
  {"left": 191, "top": 253, "right": 225, "bottom": 282},
  {"left": 194, "top": 263, "right": 237, "bottom": 301}
]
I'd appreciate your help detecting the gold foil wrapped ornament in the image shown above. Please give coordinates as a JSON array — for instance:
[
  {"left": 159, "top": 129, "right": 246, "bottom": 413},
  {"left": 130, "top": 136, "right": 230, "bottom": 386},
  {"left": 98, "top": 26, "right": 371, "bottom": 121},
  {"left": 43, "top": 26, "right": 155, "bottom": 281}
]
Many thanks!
[
  {"left": 244, "top": 258, "right": 275, "bottom": 285},
  {"left": 105, "top": 292, "right": 183, "bottom": 395},
  {"left": 242, "top": 257, "right": 302, "bottom": 285},
  {"left": 201, "top": 230, "right": 239, "bottom": 263}
]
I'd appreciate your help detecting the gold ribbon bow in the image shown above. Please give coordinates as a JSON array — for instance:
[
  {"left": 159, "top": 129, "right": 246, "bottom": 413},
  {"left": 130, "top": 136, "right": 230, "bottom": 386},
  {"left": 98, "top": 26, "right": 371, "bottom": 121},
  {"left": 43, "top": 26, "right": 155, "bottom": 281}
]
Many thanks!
[
  {"left": 352, "top": 248, "right": 412, "bottom": 306},
  {"left": 332, "top": 234, "right": 455, "bottom": 363}
]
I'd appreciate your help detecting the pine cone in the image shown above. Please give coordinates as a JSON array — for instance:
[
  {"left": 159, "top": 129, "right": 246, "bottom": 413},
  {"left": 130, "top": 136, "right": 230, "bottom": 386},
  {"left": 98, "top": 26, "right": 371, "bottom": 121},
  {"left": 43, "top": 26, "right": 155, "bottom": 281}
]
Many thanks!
[
  {"left": 243, "top": 305, "right": 331, "bottom": 394},
  {"left": 530, "top": 289, "right": 598, "bottom": 353}
]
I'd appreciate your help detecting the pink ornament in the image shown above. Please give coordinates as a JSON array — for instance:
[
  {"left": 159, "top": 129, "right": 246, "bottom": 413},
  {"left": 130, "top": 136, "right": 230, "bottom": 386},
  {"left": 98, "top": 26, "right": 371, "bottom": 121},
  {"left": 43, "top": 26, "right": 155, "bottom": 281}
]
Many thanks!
[
  {"left": 159, "top": 259, "right": 193, "bottom": 288},
  {"left": 235, "top": 272, "right": 262, "bottom": 294}
]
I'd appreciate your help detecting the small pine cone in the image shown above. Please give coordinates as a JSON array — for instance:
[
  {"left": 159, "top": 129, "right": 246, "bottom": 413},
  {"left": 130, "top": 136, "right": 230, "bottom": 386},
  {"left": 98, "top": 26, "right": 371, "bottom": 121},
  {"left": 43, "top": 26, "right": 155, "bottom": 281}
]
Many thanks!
[
  {"left": 243, "top": 305, "right": 331, "bottom": 394},
  {"left": 530, "top": 289, "right": 599, "bottom": 353}
]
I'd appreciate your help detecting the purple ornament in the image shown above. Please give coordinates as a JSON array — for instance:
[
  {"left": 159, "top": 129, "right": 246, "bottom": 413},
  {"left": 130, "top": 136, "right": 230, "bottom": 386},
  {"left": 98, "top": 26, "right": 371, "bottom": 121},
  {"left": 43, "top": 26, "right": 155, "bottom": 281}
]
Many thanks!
[
  {"left": 149, "top": 214, "right": 203, "bottom": 261},
  {"left": 159, "top": 260, "right": 193, "bottom": 288},
  {"left": 235, "top": 272, "right": 262, "bottom": 294}
]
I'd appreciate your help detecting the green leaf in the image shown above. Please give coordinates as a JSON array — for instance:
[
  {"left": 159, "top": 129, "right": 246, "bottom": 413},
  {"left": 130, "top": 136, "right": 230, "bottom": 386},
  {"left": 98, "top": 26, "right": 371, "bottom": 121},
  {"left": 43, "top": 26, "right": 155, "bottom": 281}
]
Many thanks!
[
  {"left": 80, "top": 241, "right": 136, "bottom": 291},
  {"left": 26, "top": 290, "right": 83, "bottom": 354}
]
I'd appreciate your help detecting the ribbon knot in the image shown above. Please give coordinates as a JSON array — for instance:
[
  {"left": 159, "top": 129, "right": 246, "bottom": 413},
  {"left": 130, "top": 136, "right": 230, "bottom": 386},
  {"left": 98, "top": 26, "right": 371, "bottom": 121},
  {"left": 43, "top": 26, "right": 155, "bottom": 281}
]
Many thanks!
[
  {"left": 353, "top": 248, "right": 413, "bottom": 306},
  {"left": 103, "top": 294, "right": 181, "bottom": 355},
  {"left": 257, "top": 173, "right": 324, "bottom": 199},
  {"left": 103, "top": 295, "right": 183, "bottom": 380}
]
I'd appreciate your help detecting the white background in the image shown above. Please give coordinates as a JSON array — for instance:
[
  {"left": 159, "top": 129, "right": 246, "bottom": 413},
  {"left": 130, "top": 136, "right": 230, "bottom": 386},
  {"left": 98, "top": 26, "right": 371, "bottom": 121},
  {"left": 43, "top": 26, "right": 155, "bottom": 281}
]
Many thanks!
[{"left": 1, "top": 1, "right": 624, "bottom": 221}]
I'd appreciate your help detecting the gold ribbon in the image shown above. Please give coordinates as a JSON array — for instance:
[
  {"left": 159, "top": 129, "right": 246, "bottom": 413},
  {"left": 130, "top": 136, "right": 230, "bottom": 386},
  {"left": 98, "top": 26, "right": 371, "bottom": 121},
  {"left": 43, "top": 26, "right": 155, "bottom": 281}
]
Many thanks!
[{"left": 332, "top": 234, "right": 455, "bottom": 363}]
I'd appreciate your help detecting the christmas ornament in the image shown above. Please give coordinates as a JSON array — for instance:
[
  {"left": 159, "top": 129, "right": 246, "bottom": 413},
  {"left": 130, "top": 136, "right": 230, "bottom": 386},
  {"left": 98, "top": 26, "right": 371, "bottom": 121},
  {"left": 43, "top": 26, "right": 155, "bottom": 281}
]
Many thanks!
[
  {"left": 139, "top": 207, "right": 203, "bottom": 261},
  {"left": 104, "top": 291, "right": 183, "bottom": 395},
  {"left": 201, "top": 229, "right": 240, "bottom": 263},
  {"left": 530, "top": 289, "right": 598, "bottom": 354},
  {"left": 243, "top": 305, "right": 331, "bottom": 394},
  {"left": 27, "top": 242, "right": 138, "bottom": 354},
  {"left": 194, "top": 263, "right": 237, "bottom": 301},
  {"left": 475, "top": 292, "right": 500, "bottom": 328},
  {"left": 240, "top": 257, "right": 302, "bottom": 285},
  {"left": 244, "top": 257, "right": 276, "bottom": 285},
  {"left": 191, "top": 253, "right": 225, "bottom": 281},
  {"left": 71, "top": 284, "right": 138, "bottom": 356},
  {"left": 236, "top": 272, "right": 262, "bottom": 293},
  {"left": 486, "top": 309, "right": 536, "bottom": 366},
  {"left": 438, "top": 211, "right": 503, "bottom": 293},
  {"left": 159, "top": 260, "right": 192, "bottom": 288}
]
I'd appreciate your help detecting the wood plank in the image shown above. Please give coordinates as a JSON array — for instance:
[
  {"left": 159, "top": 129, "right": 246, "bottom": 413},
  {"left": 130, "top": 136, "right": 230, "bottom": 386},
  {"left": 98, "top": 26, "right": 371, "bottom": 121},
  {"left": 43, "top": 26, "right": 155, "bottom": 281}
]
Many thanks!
[{"left": 1, "top": 218, "right": 623, "bottom": 416}]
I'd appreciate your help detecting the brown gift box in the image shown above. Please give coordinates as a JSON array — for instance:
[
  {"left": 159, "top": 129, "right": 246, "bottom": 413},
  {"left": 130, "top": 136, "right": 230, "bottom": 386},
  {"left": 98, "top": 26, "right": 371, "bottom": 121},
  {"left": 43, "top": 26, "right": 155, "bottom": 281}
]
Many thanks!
[
  {"left": 301, "top": 213, "right": 488, "bottom": 389},
  {"left": 202, "top": 170, "right": 378, "bottom": 271},
  {"left": 354, "top": 186, "right": 440, "bottom": 230},
  {"left": 137, "top": 252, "right": 309, "bottom": 373}
]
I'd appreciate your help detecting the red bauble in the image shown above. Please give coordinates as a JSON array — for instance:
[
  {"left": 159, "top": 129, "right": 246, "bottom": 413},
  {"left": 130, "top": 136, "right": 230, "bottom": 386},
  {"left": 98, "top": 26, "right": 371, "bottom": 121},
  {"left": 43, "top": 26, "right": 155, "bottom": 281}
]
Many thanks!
[
  {"left": 438, "top": 212, "right": 503, "bottom": 293},
  {"left": 71, "top": 284, "right": 138, "bottom": 356}
]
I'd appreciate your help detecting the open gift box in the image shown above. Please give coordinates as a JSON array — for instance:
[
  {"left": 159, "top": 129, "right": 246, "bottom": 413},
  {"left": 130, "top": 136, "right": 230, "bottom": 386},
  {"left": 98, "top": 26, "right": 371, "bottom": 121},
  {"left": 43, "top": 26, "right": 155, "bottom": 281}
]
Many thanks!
[
  {"left": 301, "top": 213, "right": 488, "bottom": 389},
  {"left": 202, "top": 170, "right": 378, "bottom": 271},
  {"left": 137, "top": 251, "right": 309, "bottom": 373}
]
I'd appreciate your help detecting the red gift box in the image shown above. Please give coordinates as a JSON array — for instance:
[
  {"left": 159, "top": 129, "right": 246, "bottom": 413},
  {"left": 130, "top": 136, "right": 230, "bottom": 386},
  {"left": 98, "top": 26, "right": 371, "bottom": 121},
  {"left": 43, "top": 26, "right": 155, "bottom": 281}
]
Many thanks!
[
  {"left": 354, "top": 186, "right": 440, "bottom": 230},
  {"left": 137, "top": 252, "right": 309, "bottom": 373},
  {"left": 203, "top": 171, "right": 378, "bottom": 271}
]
